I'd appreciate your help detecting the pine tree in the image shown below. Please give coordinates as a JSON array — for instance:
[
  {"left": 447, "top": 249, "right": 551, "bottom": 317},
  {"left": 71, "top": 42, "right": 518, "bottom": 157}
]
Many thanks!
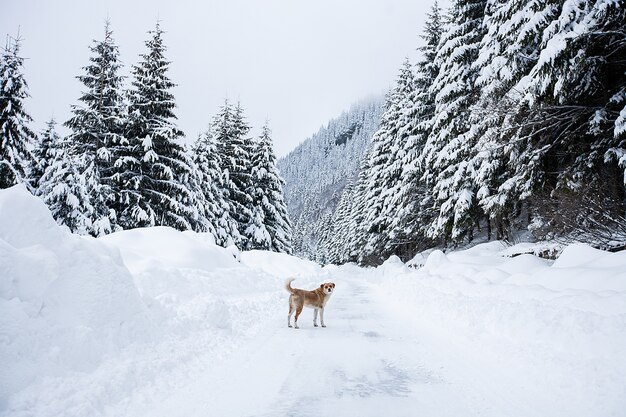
[
  {"left": 39, "top": 134, "right": 93, "bottom": 234},
  {"left": 214, "top": 100, "right": 253, "bottom": 248},
  {"left": 32, "top": 118, "right": 60, "bottom": 192},
  {"left": 356, "top": 60, "right": 418, "bottom": 262},
  {"left": 462, "top": 0, "right": 561, "bottom": 239},
  {"left": 0, "top": 35, "right": 35, "bottom": 190},
  {"left": 327, "top": 179, "right": 355, "bottom": 264},
  {"left": 389, "top": 2, "right": 444, "bottom": 257},
  {"left": 247, "top": 123, "right": 292, "bottom": 252},
  {"left": 420, "top": 0, "right": 488, "bottom": 243},
  {"left": 65, "top": 20, "right": 125, "bottom": 235},
  {"left": 122, "top": 21, "right": 197, "bottom": 231},
  {"left": 191, "top": 127, "right": 238, "bottom": 245}
]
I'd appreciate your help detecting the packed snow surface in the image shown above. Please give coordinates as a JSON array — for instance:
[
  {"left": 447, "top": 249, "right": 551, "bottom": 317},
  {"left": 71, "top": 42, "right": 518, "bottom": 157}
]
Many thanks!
[{"left": 1, "top": 185, "right": 625, "bottom": 416}]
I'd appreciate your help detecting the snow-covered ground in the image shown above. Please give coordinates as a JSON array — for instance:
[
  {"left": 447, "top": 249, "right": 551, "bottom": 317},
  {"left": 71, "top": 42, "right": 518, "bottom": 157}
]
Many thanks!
[{"left": 1, "top": 185, "right": 625, "bottom": 416}]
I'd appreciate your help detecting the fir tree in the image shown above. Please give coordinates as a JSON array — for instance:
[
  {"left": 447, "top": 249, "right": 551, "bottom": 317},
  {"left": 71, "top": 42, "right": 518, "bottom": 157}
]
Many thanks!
[
  {"left": 0, "top": 35, "right": 35, "bottom": 190},
  {"left": 213, "top": 100, "right": 253, "bottom": 248},
  {"left": 65, "top": 20, "right": 125, "bottom": 235},
  {"left": 191, "top": 127, "right": 238, "bottom": 245},
  {"left": 420, "top": 0, "right": 488, "bottom": 243},
  {"left": 32, "top": 118, "right": 60, "bottom": 193},
  {"left": 522, "top": 0, "right": 626, "bottom": 236},
  {"left": 247, "top": 123, "right": 292, "bottom": 252},
  {"left": 464, "top": 0, "right": 561, "bottom": 239},
  {"left": 390, "top": 1, "right": 444, "bottom": 256},
  {"left": 360, "top": 60, "right": 415, "bottom": 262},
  {"left": 39, "top": 134, "right": 93, "bottom": 234},
  {"left": 122, "top": 21, "right": 197, "bottom": 231}
]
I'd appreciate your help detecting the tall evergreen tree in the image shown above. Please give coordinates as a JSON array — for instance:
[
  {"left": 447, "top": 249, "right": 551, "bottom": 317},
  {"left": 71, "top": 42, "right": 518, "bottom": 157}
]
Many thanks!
[
  {"left": 464, "top": 0, "right": 561, "bottom": 239},
  {"left": 121, "top": 21, "right": 197, "bottom": 231},
  {"left": 501, "top": 0, "right": 626, "bottom": 237},
  {"left": 0, "top": 35, "right": 35, "bottom": 190},
  {"left": 389, "top": 2, "right": 444, "bottom": 256},
  {"left": 191, "top": 127, "right": 238, "bottom": 245},
  {"left": 214, "top": 100, "right": 253, "bottom": 248},
  {"left": 247, "top": 123, "right": 292, "bottom": 252},
  {"left": 360, "top": 61, "right": 416, "bottom": 262},
  {"left": 420, "top": 0, "right": 488, "bottom": 243},
  {"left": 65, "top": 20, "right": 125, "bottom": 235}
]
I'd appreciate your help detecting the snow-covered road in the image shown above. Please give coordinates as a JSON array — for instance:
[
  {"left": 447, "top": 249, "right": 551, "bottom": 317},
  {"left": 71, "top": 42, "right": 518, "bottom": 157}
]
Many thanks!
[
  {"left": 128, "top": 267, "right": 604, "bottom": 417},
  {"left": 135, "top": 272, "right": 457, "bottom": 417}
]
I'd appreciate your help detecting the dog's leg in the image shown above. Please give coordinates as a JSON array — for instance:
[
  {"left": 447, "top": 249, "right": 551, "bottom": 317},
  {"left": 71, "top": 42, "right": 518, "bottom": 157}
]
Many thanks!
[
  {"left": 288, "top": 300, "right": 294, "bottom": 328},
  {"left": 294, "top": 305, "right": 303, "bottom": 329},
  {"left": 320, "top": 307, "right": 326, "bottom": 327},
  {"left": 313, "top": 308, "right": 318, "bottom": 327}
]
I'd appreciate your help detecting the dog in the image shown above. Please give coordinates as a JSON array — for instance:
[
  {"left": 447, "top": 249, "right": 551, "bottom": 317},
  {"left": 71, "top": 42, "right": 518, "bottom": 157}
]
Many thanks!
[{"left": 285, "top": 279, "right": 335, "bottom": 329}]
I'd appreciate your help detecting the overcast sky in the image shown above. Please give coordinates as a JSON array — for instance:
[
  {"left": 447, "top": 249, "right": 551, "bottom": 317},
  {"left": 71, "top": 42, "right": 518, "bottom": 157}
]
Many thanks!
[{"left": 2, "top": 0, "right": 435, "bottom": 157}]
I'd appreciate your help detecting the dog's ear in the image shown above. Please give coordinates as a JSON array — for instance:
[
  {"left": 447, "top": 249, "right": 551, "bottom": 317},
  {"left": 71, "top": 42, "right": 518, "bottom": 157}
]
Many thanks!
[
  {"left": 331, "top": 283, "right": 335, "bottom": 288},
  {"left": 320, "top": 284, "right": 325, "bottom": 288}
]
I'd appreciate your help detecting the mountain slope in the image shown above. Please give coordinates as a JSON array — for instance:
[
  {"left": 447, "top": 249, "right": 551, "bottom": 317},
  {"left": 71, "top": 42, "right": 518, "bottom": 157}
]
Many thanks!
[{"left": 278, "top": 96, "right": 384, "bottom": 260}]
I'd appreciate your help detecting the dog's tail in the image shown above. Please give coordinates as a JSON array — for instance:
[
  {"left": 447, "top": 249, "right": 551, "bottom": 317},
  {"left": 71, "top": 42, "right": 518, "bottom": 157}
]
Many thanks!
[{"left": 285, "top": 278, "right": 296, "bottom": 294}]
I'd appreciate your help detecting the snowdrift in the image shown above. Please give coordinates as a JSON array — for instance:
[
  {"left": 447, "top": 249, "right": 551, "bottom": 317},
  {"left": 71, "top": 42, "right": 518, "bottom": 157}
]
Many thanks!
[
  {"left": 0, "top": 185, "right": 152, "bottom": 402},
  {"left": 371, "top": 241, "right": 626, "bottom": 416}
]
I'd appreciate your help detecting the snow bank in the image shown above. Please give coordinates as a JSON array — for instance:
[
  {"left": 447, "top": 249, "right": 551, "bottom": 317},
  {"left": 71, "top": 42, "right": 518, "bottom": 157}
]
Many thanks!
[
  {"left": 0, "top": 185, "right": 152, "bottom": 402},
  {"left": 241, "top": 249, "right": 322, "bottom": 278},
  {"left": 367, "top": 240, "right": 626, "bottom": 416},
  {"left": 100, "top": 227, "right": 239, "bottom": 275}
]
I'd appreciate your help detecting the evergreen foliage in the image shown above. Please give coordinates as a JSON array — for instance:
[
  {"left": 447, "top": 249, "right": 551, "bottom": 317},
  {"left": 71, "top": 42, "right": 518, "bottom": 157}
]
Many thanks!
[
  {"left": 212, "top": 100, "right": 253, "bottom": 247},
  {"left": 64, "top": 21, "right": 125, "bottom": 235},
  {"left": 0, "top": 35, "right": 35, "bottom": 190},
  {"left": 31, "top": 118, "right": 59, "bottom": 192},
  {"left": 38, "top": 133, "right": 93, "bottom": 234},
  {"left": 247, "top": 123, "right": 292, "bottom": 252},
  {"left": 306, "top": 0, "right": 626, "bottom": 266},
  {"left": 121, "top": 22, "right": 197, "bottom": 231}
]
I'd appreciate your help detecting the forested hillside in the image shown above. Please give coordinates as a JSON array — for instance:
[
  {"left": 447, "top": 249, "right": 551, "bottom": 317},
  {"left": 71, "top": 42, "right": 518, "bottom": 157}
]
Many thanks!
[
  {"left": 278, "top": 98, "right": 384, "bottom": 261},
  {"left": 322, "top": 0, "right": 626, "bottom": 265}
]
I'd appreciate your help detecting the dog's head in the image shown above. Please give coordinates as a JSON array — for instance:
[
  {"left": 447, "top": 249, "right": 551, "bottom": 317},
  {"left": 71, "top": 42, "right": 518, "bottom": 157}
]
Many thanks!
[{"left": 320, "top": 282, "right": 335, "bottom": 295}]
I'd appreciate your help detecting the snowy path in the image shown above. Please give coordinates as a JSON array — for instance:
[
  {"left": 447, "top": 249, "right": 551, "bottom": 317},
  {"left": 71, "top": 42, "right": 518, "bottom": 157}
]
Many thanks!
[{"left": 132, "top": 269, "right": 555, "bottom": 417}]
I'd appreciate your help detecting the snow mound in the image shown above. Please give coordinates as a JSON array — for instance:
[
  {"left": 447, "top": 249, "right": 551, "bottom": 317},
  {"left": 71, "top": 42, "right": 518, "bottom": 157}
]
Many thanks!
[
  {"left": 240, "top": 249, "right": 322, "bottom": 278},
  {"left": 100, "top": 226, "right": 239, "bottom": 275},
  {"left": 0, "top": 186, "right": 152, "bottom": 401}
]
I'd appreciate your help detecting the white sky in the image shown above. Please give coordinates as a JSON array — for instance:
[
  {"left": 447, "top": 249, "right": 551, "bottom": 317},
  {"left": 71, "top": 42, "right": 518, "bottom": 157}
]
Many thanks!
[{"left": 2, "top": 0, "right": 435, "bottom": 157}]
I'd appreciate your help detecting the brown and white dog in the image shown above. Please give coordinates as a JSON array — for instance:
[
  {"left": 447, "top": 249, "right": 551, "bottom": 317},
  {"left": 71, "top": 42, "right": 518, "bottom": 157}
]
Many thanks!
[{"left": 285, "top": 278, "right": 335, "bottom": 329}]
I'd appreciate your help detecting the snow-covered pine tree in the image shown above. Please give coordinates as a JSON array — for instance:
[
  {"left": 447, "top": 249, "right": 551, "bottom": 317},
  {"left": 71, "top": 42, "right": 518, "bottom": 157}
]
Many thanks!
[
  {"left": 191, "top": 127, "right": 238, "bottom": 245},
  {"left": 213, "top": 100, "right": 253, "bottom": 248},
  {"left": 246, "top": 123, "right": 292, "bottom": 253},
  {"left": 464, "top": 0, "right": 560, "bottom": 240},
  {"left": 509, "top": 0, "right": 626, "bottom": 239},
  {"left": 344, "top": 154, "right": 373, "bottom": 264},
  {"left": 122, "top": 21, "right": 197, "bottom": 231},
  {"left": 326, "top": 178, "right": 355, "bottom": 264},
  {"left": 65, "top": 20, "right": 125, "bottom": 235},
  {"left": 38, "top": 133, "right": 93, "bottom": 234},
  {"left": 389, "top": 2, "right": 444, "bottom": 257},
  {"left": 420, "top": 0, "right": 487, "bottom": 244},
  {"left": 32, "top": 118, "right": 60, "bottom": 192},
  {"left": 0, "top": 35, "right": 36, "bottom": 190},
  {"left": 359, "top": 61, "right": 416, "bottom": 263}
]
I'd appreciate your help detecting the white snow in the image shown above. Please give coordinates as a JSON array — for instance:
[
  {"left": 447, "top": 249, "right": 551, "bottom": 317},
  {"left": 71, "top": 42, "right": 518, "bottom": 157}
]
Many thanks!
[{"left": 1, "top": 185, "right": 625, "bottom": 416}]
